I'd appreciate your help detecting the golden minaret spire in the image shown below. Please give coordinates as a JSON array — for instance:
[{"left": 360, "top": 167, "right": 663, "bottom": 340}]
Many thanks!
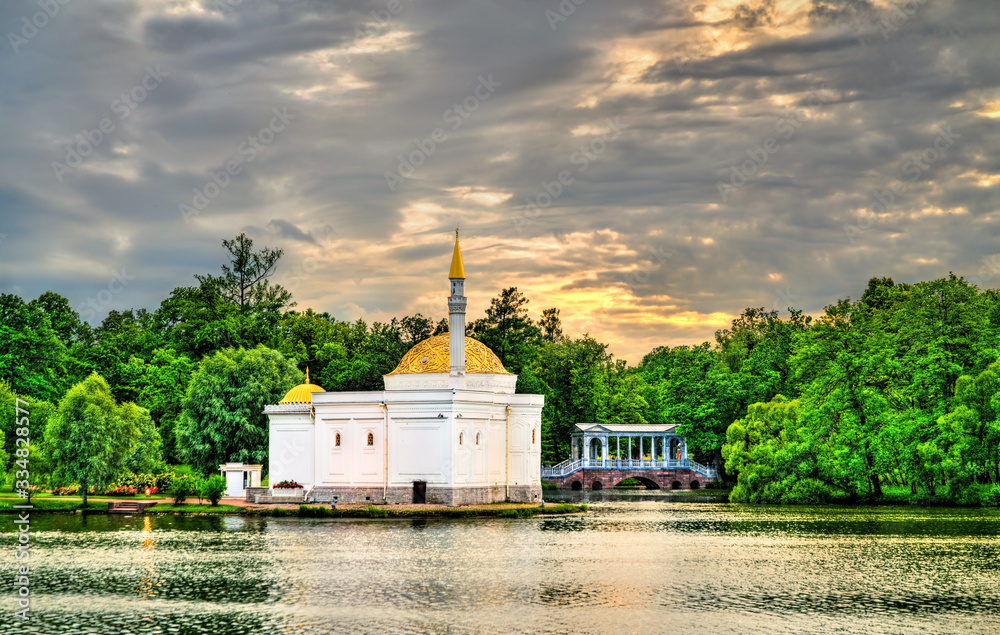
[
  {"left": 448, "top": 229, "right": 467, "bottom": 378},
  {"left": 449, "top": 228, "right": 465, "bottom": 279}
]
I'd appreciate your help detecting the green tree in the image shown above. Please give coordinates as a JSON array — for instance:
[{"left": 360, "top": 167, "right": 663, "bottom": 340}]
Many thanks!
[
  {"left": 175, "top": 345, "right": 300, "bottom": 474},
  {"left": 606, "top": 366, "right": 649, "bottom": 425},
  {"left": 638, "top": 344, "right": 735, "bottom": 468},
  {"left": 196, "top": 233, "right": 292, "bottom": 311},
  {"left": 130, "top": 348, "right": 195, "bottom": 465},
  {"left": 157, "top": 281, "right": 243, "bottom": 358},
  {"left": 45, "top": 373, "right": 161, "bottom": 505},
  {"left": 276, "top": 309, "right": 342, "bottom": 373},
  {"left": 469, "top": 287, "right": 541, "bottom": 374},
  {"left": 28, "top": 291, "right": 82, "bottom": 345},
  {"left": 539, "top": 308, "right": 564, "bottom": 343},
  {"left": 195, "top": 232, "right": 294, "bottom": 344},
  {"left": 71, "top": 309, "right": 168, "bottom": 404},
  {"left": 792, "top": 299, "right": 891, "bottom": 500},
  {"left": 0, "top": 383, "right": 56, "bottom": 491},
  {"left": 723, "top": 396, "right": 837, "bottom": 504},
  {"left": 532, "top": 336, "right": 613, "bottom": 462},
  {"left": 0, "top": 294, "right": 71, "bottom": 401},
  {"left": 199, "top": 474, "right": 228, "bottom": 506}
]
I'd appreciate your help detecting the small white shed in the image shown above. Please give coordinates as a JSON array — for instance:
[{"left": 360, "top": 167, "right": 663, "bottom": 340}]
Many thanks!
[{"left": 219, "top": 463, "right": 262, "bottom": 497}]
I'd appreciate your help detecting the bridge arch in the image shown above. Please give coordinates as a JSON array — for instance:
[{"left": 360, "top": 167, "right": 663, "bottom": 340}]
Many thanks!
[
  {"left": 570, "top": 481, "right": 582, "bottom": 491},
  {"left": 671, "top": 480, "right": 682, "bottom": 490},
  {"left": 615, "top": 476, "right": 660, "bottom": 490},
  {"left": 591, "top": 480, "right": 603, "bottom": 491}
]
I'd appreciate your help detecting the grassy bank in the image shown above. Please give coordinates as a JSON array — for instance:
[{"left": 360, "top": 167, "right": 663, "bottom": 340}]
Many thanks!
[
  {"left": 277, "top": 503, "right": 587, "bottom": 519},
  {"left": 0, "top": 499, "right": 109, "bottom": 512},
  {"left": 0, "top": 498, "right": 587, "bottom": 518},
  {"left": 148, "top": 502, "right": 587, "bottom": 518}
]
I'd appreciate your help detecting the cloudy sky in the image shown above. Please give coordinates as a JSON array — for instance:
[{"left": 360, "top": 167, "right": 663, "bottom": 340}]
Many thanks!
[{"left": 1, "top": 0, "right": 998, "bottom": 362}]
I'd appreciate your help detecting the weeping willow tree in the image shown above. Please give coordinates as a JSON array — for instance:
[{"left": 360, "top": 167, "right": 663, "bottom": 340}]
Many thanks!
[
  {"left": 45, "top": 373, "right": 161, "bottom": 505},
  {"left": 175, "top": 345, "right": 300, "bottom": 475}
]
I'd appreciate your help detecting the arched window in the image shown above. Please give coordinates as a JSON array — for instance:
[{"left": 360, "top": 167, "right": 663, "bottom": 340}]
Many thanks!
[
  {"left": 476, "top": 432, "right": 481, "bottom": 445},
  {"left": 335, "top": 432, "right": 341, "bottom": 447},
  {"left": 459, "top": 432, "right": 463, "bottom": 445},
  {"left": 532, "top": 429, "right": 536, "bottom": 444},
  {"left": 366, "top": 431, "right": 374, "bottom": 446}
]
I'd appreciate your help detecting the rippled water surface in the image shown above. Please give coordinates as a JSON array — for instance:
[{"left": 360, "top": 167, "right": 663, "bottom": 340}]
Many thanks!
[{"left": 1, "top": 498, "right": 999, "bottom": 634}]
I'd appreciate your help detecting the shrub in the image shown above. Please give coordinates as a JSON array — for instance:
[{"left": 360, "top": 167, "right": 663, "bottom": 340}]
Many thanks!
[
  {"left": 980, "top": 484, "right": 1000, "bottom": 507},
  {"left": 169, "top": 476, "right": 194, "bottom": 504},
  {"left": 104, "top": 485, "right": 138, "bottom": 497},
  {"left": 541, "top": 481, "right": 558, "bottom": 490},
  {"left": 155, "top": 472, "right": 174, "bottom": 491},
  {"left": 273, "top": 479, "right": 303, "bottom": 489},
  {"left": 297, "top": 505, "right": 332, "bottom": 518},
  {"left": 118, "top": 471, "right": 175, "bottom": 493},
  {"left": 779, "top": 478, "right": 835, "bottom": 505},
  {"left": 498, "top": 508, "right": 533, "bottom": 518},
  {"left": 199, "top": 475, "right": 228, "bottom": 506},
  {"left": 191, "top": 477, "right": 205, "bottom": 504}
]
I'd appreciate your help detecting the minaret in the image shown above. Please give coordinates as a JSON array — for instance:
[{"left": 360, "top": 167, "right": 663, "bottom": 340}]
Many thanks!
[{"left": 448, "top": 229, "right": 466, "bottom": 377}]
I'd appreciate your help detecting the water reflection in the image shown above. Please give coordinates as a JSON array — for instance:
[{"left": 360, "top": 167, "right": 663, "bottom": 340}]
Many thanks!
[
  {"left": 136, "top": 516, "right": 159, "bottom": 599},
  {"left": 1, "top": 502, "right": 998, "bottom": 634}
]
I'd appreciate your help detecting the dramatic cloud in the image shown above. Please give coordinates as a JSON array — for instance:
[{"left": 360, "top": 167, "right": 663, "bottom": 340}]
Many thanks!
[{"left": 1, "top": 0, "right": 998, "bottom": 362}]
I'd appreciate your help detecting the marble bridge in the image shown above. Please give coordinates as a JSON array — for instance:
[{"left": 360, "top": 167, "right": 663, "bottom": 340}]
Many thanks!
[{"left": 542, "top": 423, "right": 718, "bottom": 490}]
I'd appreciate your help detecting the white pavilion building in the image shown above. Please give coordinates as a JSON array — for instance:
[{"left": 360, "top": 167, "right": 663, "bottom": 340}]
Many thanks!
[{"left": 263, "top": 232, "right": 544, "bottom": 506}]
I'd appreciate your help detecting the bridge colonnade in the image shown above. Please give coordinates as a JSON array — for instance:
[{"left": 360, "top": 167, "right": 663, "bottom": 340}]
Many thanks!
[{"left": 571, "top": 428, "right": 687, "bottom": 463}]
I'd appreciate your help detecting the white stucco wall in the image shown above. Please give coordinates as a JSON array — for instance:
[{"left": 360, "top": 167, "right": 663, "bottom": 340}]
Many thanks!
[
  {"left": 266, "top": 379, "right": 544, "bottom": 498},
  {"left": 266, "top": 406, "right": 314, "bottom": 489}
]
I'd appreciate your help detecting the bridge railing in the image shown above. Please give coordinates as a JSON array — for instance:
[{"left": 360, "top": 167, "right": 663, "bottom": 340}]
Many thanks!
[{"left": 541, "top": 458, "right": 717, "bottom": 479}]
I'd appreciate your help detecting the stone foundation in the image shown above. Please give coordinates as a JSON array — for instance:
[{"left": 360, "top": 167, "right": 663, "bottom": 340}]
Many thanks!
[
  {"left": 307, "top": 484, "right": 542, "bottom": 507},
  {"left": 245, "top": 487, "right": 269, "bottom": 502},
  {"left": 544, "top": 469, "right": 714, "bottom": 491}
]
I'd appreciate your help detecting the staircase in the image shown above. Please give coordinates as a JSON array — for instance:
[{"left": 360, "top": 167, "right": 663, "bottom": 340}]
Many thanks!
[{"left": 107, "top": 500, "right": 158, "bottom": 514}]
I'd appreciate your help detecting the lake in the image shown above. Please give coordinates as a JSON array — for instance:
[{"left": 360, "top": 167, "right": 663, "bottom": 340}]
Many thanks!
[{"left": 2, "top": 494, "right": 999, "bottom": 634}]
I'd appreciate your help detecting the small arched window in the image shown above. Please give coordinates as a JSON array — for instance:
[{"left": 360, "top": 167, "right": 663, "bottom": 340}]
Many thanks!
[
  {"left": 366, "top": 431, "right": 374, "bottom": 446},
  {"left": 459, "top": 432, "right": 463, "bottom": 446},
  {"left": 335, "top": 432, "right": 341, "bottom": 447},
  {"left": 476, "top": 432, "right": 481, "bottom": 445},
  {"left": 532, "top": 429, "right": 536, "bottom": 444}
]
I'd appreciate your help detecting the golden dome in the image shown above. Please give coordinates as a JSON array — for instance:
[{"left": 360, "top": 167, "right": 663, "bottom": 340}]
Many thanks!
[
  {"left": 388, "top": 334, "right": 510, "bottom": 375},
  {"left": 278, "top": 368, "right": 325, "bottom": 404}
]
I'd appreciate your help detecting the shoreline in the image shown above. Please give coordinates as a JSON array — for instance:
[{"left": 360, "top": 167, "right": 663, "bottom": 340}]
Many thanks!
[{"left": 0, "top": 500, "right": 588, "bottom": 519}]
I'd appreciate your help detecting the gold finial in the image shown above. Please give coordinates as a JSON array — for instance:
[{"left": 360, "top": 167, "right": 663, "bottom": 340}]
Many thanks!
[
  {"left": 305, "top": 366, "right": 310, "bottom": 383},
  {"left": 449, "top": 228, "right": 465, "bottom": 279}
]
